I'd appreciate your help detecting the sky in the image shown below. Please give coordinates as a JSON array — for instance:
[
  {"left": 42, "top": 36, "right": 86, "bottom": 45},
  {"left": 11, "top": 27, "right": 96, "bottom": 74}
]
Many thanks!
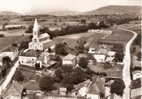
[{"left": 0, "top": 0, "right": 141, "bottom": 14}]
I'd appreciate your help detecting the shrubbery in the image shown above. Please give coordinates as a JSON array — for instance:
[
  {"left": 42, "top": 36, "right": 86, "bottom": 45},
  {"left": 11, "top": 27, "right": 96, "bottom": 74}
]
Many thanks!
[
  {"left": 110, "top": 79, "right": 125, "bottom": 97},
  {"left": 14, "top": 71, "right": 24, "bottom": 82},
  {"left": 39, "top": 76, "right": 55, "bottom": 92}
]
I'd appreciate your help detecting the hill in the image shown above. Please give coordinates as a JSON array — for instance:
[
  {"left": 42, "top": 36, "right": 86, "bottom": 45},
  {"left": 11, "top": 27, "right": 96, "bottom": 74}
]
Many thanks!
[
  {"left": 28, "top": 9, "right": 80, "bottom": 16},
  {"left": 85, "top": 5, "right": 141, "bottom": 15}
]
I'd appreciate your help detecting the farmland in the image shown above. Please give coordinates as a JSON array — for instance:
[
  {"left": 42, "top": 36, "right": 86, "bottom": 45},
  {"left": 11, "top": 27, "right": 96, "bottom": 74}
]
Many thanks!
[{"left": 0, "top": 36, "right": 29, "bottom": 51}]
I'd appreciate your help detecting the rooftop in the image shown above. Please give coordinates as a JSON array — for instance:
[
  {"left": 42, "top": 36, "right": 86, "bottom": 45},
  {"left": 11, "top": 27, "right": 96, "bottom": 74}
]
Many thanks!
[
  {"left": 63, "top": 53, "right": 76, "bottom": 60},
  {"left": 20, "top": 49, "right": 40, "bottom": 57}
]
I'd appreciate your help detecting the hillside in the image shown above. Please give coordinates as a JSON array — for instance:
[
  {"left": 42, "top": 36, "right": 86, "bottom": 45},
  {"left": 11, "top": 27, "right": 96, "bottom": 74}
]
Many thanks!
[{"left": 86, "top": 5, "right": 141, "bottom": 15}]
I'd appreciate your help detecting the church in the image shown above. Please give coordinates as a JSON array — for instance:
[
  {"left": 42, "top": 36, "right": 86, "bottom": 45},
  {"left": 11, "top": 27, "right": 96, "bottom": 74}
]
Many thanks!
[{"left": 28, "top": 19, "right": 43, "bottom": 51}]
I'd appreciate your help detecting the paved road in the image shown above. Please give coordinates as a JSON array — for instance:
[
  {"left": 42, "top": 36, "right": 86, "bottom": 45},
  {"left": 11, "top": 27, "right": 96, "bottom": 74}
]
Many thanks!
[
  {"left": 120, "top": 28, "right": 137, "bottom": 99},
  {"left": 0, "top": 60, "right": 19, "bottom": 95}
]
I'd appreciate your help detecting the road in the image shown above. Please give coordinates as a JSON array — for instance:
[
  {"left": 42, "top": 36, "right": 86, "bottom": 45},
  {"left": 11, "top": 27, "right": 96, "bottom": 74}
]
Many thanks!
[
  {"left": 120, "top": 28, "right": 137, "bottom": 99},
  {"left": 0, "top": 60, "right": 19, "bottom": 95}
]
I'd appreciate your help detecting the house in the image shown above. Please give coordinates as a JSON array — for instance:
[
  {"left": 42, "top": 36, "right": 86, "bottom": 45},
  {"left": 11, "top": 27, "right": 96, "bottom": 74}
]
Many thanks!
[
  {"left": 19, "top": 49, "right": 37, "bottom": 67},
  {"left": 62, "top": 54, "right": 76, "bottom": 66},
  {"left": 106, "top": 51, "right": 116, "bottom": 62},
  {"left": 133, "top": 55, "right": 141, "bottom": 68},
  {"left": 132, "top": 70, "right": 142, "bottom": 80},
  {"left": 93, "top": 54, "right": 106, "bottom": 63},
  {"left": 59, "top": 87, "right": 67, "bottom": 96},
  {"left": 88, "top": 48, "right": 96, "bottom": 54},
  {"left": 131, "top": 78, "right": 142, "bottom": 99},
  {"left": 74, "top": 78, "right": 105, "bottom": 99}
]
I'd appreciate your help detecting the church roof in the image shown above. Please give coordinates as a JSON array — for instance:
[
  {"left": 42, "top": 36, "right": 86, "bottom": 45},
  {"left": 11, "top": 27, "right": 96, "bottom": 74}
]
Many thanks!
[
  {"left": 20, "top": 49, "right": 40, "bottom": 57},
  {"left": 39, "top": 33, "right": 50, "bottom": 39}
]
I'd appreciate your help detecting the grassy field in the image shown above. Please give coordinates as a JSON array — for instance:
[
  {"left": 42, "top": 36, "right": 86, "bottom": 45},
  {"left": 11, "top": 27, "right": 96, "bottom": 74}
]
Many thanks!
[
  {"left": 53, "top": 31, "right": 105, "bottom": 48},
  {"left": 99, "top": 28, "right": 134, "bottom": 46},
  {"left": 0, "top": 36, "right": 29, "bottom": 51}
]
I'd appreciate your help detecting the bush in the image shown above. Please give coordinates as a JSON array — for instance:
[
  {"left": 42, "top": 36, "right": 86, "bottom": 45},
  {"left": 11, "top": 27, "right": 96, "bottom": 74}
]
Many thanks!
[
  {"left": 18, "top": 41, "right": 29, "bottom": 50},
  {"left": 0, "top": 34, "right": 5, "bottom": 38},
  {"left": 110, "top": 79, "right": 125, "bottom": 97},
  {"left": 78, "top": 57, "right": 89, "bottom": 69},
  {"left": 103, "top": 62, "right": 112, "bottom": 69},
  {"left": 39, "top": 76, "right": 55, "bottom": 92},
  {"left": 14, "top": 71, "right": 24, "bottom": 82},
  {"left": 55, "top": 43, "right": 68, "bottom": 56}
]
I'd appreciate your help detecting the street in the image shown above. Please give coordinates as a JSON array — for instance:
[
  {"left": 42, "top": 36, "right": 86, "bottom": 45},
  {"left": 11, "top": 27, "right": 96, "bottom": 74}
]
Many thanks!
[{"left": 120, "top": 28, "right": 137, "bottom": 99}]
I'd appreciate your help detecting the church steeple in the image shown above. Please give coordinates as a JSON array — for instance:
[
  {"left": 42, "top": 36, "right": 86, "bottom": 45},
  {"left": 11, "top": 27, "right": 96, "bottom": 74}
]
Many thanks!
[
  {"left": 33, "top": 18, "right": 39, "bottom": 38},
  {"left": 28, "top": 18, "right": 43, "bottom": 51}
]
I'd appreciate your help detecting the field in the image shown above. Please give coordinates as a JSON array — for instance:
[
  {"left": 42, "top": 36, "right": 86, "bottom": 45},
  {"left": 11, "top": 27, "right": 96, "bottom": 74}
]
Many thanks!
[
  {"left": 0, "top": 36, "right": 29, "bottom": 51},
  {"left": 53, "top": 31, "right": 105, "bottom": 48},
  {"left": 100, "top": 28, "right": 134, "bottom": 46}
]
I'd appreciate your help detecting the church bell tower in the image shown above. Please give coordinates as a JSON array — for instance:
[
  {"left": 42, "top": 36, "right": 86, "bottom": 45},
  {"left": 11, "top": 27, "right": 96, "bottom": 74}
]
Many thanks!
[{"left": 28, "top": 19, "right": 43, "bottom": 50}]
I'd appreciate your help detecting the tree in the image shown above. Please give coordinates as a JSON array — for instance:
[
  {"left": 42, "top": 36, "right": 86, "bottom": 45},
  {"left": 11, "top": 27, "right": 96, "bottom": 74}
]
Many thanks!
[
  {"left": 53, "top": 55, "right": 62, "bottom": 68},
  {"left": 80, "top": 19, "right": 86, "bottom": 24},
  {"left": 75, "top": 37, "right": 87, "bottom": 54},
  {"left": 71, "top": 67, "right": 87, "bottom": 84},
  {"left": 114, "top": 52, "right": 124, "bottom": 62},
  {"left": 25, "top": 25, "right": 33, "bottom": 33},
  {"left": 39, "top": 76, "right": 55, "bottom": 92},
  {"left": 61, "top": 74, "right": 74, "bottom": 92},
  {"left": 55, "top": 68, "right": 63, "bottom": 82},
  {"left": 103, "top": 62, "right": 112, "bottom": 69},
  {"left": 14, "top": 70, "right": 24, "bottom": 82},
  {"left": 55, "top": 43, "right": 68, "bottom": 56},
  {"left": 2, "top": 56, "right": 12, "bottom": 66},
  {"left": 110, "top": 79, "right": 125, "bottom": 97},
  {"left": 78, "top": 57, "right": 88, "bottom": 69},
  {"left": 18, "top": 41, "right": 28, "bottom": 50},
  {"left": 137, "top": 51, "right": 141, "bottom": 61}
]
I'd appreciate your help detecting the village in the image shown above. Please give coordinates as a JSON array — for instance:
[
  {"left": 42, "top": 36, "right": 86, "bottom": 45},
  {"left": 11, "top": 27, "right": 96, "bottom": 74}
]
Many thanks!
[{"left": 0, "top": 18, "right": 129, "bottom": 99}]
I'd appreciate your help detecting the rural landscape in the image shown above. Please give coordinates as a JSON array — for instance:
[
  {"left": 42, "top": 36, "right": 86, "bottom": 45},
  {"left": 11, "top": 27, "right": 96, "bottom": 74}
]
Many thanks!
[{"left": 0, "top": 0, "right": 141, "bottom": 99}]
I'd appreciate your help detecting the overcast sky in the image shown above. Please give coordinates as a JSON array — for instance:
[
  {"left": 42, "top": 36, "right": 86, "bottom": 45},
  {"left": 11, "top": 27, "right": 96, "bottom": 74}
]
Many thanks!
[{"left": 0, "top": 0, "right": 141, "bottom": 14}]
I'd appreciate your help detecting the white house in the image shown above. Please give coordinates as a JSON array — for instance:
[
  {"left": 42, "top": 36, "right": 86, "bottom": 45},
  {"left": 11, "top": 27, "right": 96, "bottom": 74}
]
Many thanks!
[
  {"left": 19, "top": 56, "right": 37, "bottom": 66},
  {"left": 132, "top": 71, "right": 142, "bottom": 80},
  {"left": 18, "top": 49, "right": 37, "bottom": 66},
  {"left": 88, "top": 48, "right": 96, "bottom": 54},
  {"left": 93, "top": 54, "right": 106, "bottom": 63},
  {"left": 62, "top": 54, "right": 76, "bottom": 66},
  {"left": 86, "top": 94, "right": 100, "bottom": 99},
  {"left": 59, "top": 87, "right": 67, "bottom": 96}
]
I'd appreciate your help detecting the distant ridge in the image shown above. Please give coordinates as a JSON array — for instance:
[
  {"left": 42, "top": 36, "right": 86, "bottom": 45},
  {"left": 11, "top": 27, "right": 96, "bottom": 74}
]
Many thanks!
[
  {"left": 85, "top": 5, "right": 141, "bottom": 15},
  {"left": 0, "top": 11, "right": 20, "bottom": 16},
  {"left": 28, "top": 9, "right": 81, "bottom": 16}
]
